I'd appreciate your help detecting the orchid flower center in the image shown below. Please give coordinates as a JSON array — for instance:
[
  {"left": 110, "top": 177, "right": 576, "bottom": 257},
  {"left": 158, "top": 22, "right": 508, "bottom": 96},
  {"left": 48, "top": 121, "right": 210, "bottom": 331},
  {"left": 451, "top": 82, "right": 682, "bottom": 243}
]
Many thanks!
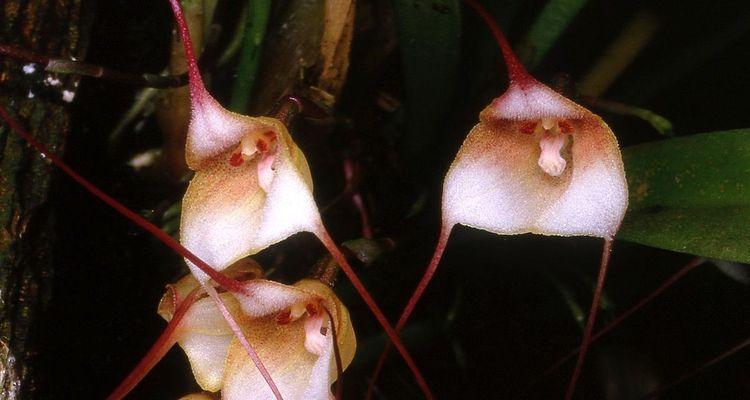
[
  {"left": 228, "top": 131, "right": 278, "bottom": 167},
  {"left": 228, "top": 130, "right": 279, "bottom": 191},
  {"left": 275, "top": 301, "right": 330, "bottom": 357},
  {"left": 520, "top": 118, "right": 573, "bottom": 177}
]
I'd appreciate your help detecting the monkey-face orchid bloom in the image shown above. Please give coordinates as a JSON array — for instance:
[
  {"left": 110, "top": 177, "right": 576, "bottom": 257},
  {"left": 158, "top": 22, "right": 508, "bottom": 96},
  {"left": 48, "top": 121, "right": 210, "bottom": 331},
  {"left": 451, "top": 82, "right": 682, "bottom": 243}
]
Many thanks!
[
  {"left": 367, "top": 1, "right": 628, "bottom": 399},
  {"left": 443, "top": 82, "right": 627, "bottom": 239},
  {"left": 386, "top": 0, "right": 628, "bottom": 336},
  {"left": 439, "top": 0, "right": 628, "bottom": 241},
  {"left": 158, "top": 268, "right": 356, "bottom": 400},
  {"left": 180, "top": 109, "right": 321, "bottom": 283},
  {"left": 168, "top": 1, "right": 433, "bottom": 396},
  {"left": 169, "top": 3, "right": 319, "bottom": 284},
  {"left": 442, "top": 8, "right": 629, "bottom": 398}
]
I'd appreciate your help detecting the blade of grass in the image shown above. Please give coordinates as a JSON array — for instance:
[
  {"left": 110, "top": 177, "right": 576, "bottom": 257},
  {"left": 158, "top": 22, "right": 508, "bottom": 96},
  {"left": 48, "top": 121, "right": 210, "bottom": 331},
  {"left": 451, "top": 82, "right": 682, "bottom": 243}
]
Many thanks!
[
  {"left": 230, "top": 0, "right": 272, "bottom": 113},
  {"left": 578, "top": 8, "right": 659, "bottom": 97}
]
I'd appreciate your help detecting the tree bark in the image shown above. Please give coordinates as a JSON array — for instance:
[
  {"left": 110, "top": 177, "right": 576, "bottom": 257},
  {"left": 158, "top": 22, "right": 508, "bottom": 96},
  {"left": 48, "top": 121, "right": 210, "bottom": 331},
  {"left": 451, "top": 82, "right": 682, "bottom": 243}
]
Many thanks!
[{"left": 0, "top": 1, "right": 88, "bottom": 398}]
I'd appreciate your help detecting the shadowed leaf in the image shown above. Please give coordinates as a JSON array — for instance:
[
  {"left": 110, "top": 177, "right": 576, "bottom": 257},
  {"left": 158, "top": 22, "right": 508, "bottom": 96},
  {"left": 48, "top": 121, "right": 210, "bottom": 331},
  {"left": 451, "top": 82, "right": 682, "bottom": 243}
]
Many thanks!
[
  {"left": 520, "top": 0, "right": 590, "bottom": 68},
  {"left": 619, "top": 130, "right": 750, "bottom": 263},
  {"left": 392, "top": 0, "right": 461, "bottom": 174}
]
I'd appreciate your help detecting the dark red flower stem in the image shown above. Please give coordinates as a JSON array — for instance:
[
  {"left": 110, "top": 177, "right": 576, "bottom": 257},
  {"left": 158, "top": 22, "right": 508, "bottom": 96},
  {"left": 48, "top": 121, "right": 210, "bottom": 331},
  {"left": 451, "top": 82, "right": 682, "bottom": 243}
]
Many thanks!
[
  {"left": 316, "top": 229, "right": 435, "bottom": 400},
  {"left": 204, "top": 284, "right": 284, "bottom": 400},
  {"left": 0, "top": 84, "right": 282, "bottom": 400},
  {"left": 365, "top": 224, "right": 452, "bottom": 400},
  {"left": 643, "top": 334, "right": 750, "bottom": 399},
  {"left": 106, "top": 287, "right": 202, "bottom": 400},
  {"left": 168, "top": 0, "right": 208, "bottom": 103},
  {"left": 463, "top": 0, "right": 536, "bottom": 86},
  {"left": 516, "top": 257, "right": 704, "bottom": 398},
  {"left": 564, "top": 239, "right": 614, "bottom": 400},
  {"left": 0, "top": 106, "right": 243, "bottom": 293}
]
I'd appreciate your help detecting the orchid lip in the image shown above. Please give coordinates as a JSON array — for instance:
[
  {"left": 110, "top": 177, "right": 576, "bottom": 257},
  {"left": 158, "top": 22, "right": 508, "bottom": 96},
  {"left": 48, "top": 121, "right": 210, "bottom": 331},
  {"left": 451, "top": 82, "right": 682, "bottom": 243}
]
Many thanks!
[
  {"left": 517, "top": 117, "right": 573, "bottom": 177},
  {"left": 274, "top": 301, "right": 330, "bottom": 356},
  {"left": 304, "top": 310, "right": 327, "bottom": 356},
  {"left": 538, "top": 132, "right": 568, "bottom": 177},
  {"left": 229, "top": 131, "right": 278, "bottom": 167}
]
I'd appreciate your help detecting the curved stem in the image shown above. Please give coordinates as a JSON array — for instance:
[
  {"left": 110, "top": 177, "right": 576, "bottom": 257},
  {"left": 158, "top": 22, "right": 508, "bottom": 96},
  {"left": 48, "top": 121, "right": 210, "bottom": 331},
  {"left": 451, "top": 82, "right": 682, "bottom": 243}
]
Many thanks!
[
  {"left": 203, "top": 284, "right": 284, "bottom": 400},
  {"left": 463, "top": 0, "right": 535, "bottom": 85},
  {"left": 351, "top": 192, "right": 373, "bottom": 239},
  {"left": 395, "top": 225, "right": 452, "bottom": 332},
  {"left": 0, "top": 43, "right": 48, "bottom": 64},
  {"left": 365, "top": 224, "right": 452, "bottom": 400},
  {"left": 106, "top": 287, "right": 202, "bottom": 400},
  {"left": 516, "top": 257, "right": 704, "bottom": 398},
  {"left": 0, "top": 106, "right": 243, "bottom": 293},
  {"left": 168, "top": 0, "right": 207, "bottom": 100},
  {"left": 272, "top": 95, "right": 303, "bottom": 125},
  {"left": 643, "top": 334, "right": 750, "bottom": 399},
  {"left": 315, "top": 228, "right": 435, "bottom": 400},
  {"left": 0, "top": 44, "right": 188, "bottom": 88},
  {"left": 564, "top": 239, "right": 613, "bottom": 400}
]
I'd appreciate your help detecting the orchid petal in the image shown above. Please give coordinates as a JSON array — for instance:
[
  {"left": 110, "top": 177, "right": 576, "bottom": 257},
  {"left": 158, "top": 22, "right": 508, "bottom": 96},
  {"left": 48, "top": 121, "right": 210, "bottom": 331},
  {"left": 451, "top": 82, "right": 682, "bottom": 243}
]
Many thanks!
[
  {"left": 222, "top": 280, "right": 355, "bottom": 400},
  {"left": 158, "top": 292, "right": 240, "bottom": 391},
  {"left": 180, "top": 331, "right": 234, "bottom": 391},
  {"left": 304, "top": 313, "right": 327, "bottom": 356},
  {"left": 157, "top": 261, "right": 263, "bottom": 391},
  {"left": 180, "top": 119, "right": 321, "bottom": 282},
  {"left": 486, "top": 81, "right": 583, "bottom": 121},
  {"left": 160, "top": 275, "right": 355, "bottom": 399},
  {"left": 443, "top": 84, "right": 627, "bottom": 240},
  {"left": 185, "top": 97, "right": 274, "bottom": 170}
]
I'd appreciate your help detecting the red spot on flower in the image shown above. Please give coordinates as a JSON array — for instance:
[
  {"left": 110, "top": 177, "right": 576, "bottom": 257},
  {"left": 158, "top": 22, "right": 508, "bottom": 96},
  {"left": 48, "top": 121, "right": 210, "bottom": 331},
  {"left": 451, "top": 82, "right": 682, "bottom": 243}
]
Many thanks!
[
  {"left": 558, "top": 120, "right": 573, "bottom": 134},
  {"left": 256, "top": 139, "right": 268, "bottom": 153},
  {"left": 520, "top": 121, "right": 537, "bottom": 134},
  {"left": 229, "top": 152, "right": 244, "bottom": 167},
  {"left": 306, "top": 303, "right": 319, "bottom": 316},
  {"left": 275, "top": 309, "right": 292, "bottom": 325}
]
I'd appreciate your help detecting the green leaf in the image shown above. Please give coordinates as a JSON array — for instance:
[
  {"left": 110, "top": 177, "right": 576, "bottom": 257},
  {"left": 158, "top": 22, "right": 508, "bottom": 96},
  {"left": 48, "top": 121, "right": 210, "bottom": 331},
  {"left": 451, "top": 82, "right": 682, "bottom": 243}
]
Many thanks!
[
  {"left": 392, "top": 0, "right": 461, "bottom": 174},
  {"left": 230, "top": 0, "right": 272, "bottom": 113},
  {"left": 520, "top": 0, "right": 590, "bottom": 68},
  {"left": 619, "top": 129, "right": 750, "bottom": 263}
]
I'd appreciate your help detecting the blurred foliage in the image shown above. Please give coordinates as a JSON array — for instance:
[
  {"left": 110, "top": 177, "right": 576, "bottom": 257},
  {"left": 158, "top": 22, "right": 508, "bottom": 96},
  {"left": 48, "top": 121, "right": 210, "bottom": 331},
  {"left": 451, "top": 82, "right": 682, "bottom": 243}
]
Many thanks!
[
  {"left": 4, "top": 0, "right": 747, "bottom": 399},
  {"left": 392, "top": 0, "right": 461, "bottom": 177},
  {"left": 519, "top": 0, "right": 590, "bottom": 68}
]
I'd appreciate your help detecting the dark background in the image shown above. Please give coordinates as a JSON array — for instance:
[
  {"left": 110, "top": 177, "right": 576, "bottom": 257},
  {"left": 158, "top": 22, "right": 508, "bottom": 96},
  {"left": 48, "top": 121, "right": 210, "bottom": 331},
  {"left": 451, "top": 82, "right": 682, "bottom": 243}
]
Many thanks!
[{"left": 22, "top": 0, "right": 750, "bottom": 398}]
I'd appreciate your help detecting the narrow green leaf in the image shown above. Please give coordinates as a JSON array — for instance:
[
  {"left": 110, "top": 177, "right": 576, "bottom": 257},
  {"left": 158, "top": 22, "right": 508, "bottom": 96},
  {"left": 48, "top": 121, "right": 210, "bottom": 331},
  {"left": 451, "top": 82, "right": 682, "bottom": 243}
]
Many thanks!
[
  {"left": 619, "top": 130, "right": 750, "bottom": 263},
  {"left": 520, "top": 0, "right": 590, "bottom": 68},
  {"left": 230, "top": 0, "right": 272, "bottom": 113},
  {"left": 392, "top": 0, "right": 461, "bottom": 174}
]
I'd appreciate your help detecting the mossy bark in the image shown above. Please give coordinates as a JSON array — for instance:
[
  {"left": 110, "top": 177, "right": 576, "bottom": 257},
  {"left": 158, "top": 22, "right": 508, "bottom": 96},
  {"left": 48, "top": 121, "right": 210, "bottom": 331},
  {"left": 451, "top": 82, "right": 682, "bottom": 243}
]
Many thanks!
[{"left": 0, "top": 1, "right": 89, "bottom": 398}]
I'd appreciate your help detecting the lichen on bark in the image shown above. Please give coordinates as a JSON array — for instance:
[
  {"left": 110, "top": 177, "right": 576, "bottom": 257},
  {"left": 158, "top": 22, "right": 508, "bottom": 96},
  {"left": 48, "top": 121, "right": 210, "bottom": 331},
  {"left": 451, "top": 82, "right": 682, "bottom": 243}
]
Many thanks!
[{"left": 0, "top": 1, "right": 88, "bottom": 398}]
